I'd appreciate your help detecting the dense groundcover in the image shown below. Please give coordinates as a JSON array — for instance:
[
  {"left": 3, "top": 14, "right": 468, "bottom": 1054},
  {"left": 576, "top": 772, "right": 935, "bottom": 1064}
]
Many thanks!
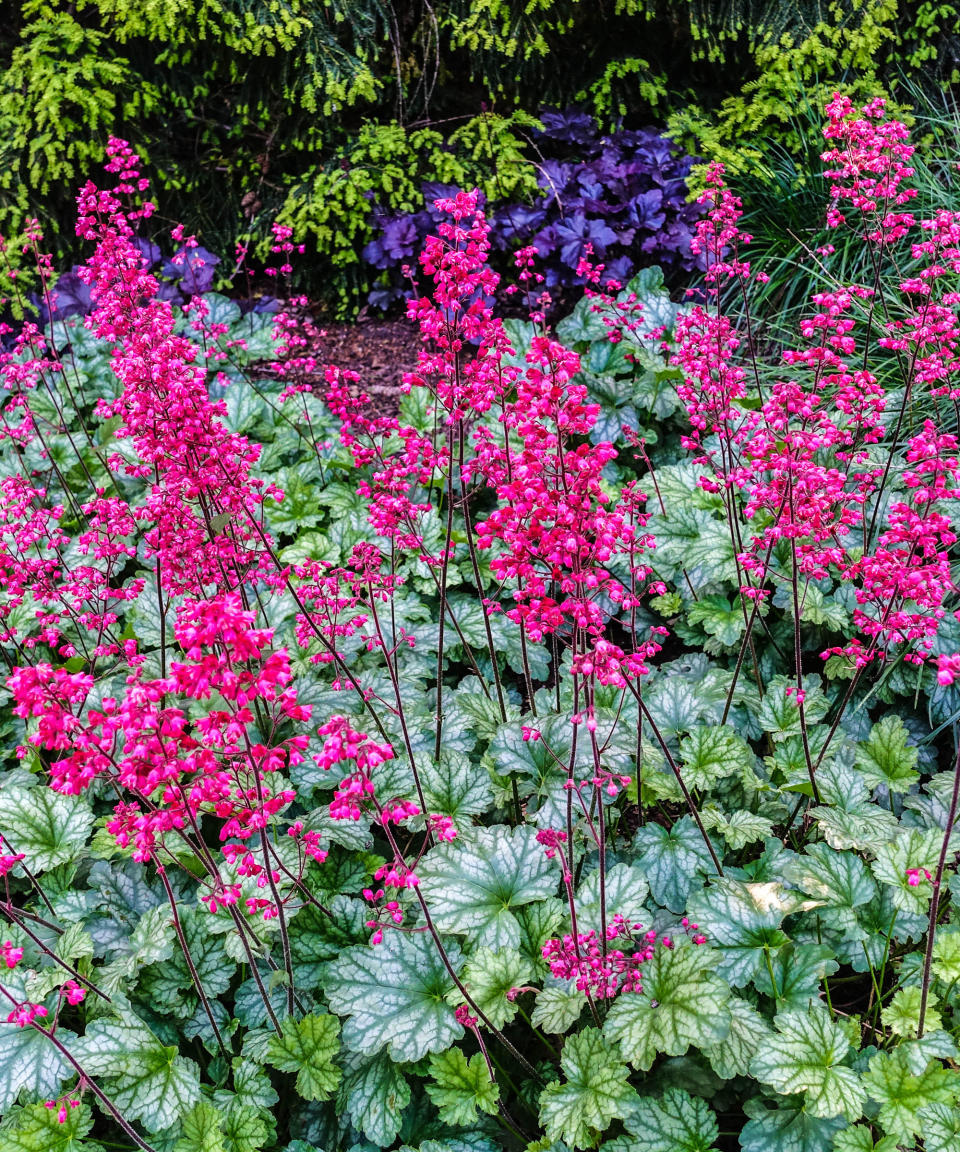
[{"left": 7, "top": 85, "right": 960, "bottom": 1152}]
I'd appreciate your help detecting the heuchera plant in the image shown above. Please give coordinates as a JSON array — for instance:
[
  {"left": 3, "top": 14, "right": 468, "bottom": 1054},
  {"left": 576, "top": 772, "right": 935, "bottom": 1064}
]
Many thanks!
[
  {"left": 362, "top": 106, "right": 702, "bottom": 310},
  {"left": 3, "top": 97, "right": 960, "bottom": 1152}
]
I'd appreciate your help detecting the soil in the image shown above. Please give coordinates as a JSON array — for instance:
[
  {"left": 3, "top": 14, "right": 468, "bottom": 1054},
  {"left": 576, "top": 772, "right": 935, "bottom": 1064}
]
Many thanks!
[{"left": 315, "top": 317, "right": 422, "bottom": 411}]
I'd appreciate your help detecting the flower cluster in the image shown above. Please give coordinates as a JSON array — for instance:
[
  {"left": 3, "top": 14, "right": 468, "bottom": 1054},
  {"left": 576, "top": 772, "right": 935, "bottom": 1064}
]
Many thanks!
[
  {"left": 11, "top": 595, "right": 308, "bottom": 878},
  {"left": 542, "top": 916, "right": 660, "bottom": 999}
]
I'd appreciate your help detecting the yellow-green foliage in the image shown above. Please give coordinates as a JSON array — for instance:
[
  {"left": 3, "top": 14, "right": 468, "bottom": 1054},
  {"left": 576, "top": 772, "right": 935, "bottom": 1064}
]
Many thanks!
[
  {"left": 0, "top": 7, "right": 153, "bottom": 197},
  {"left": 441, "top": 0, "right": 565, "bottom": 61},
  {"left": 667, "top": 0, "right": 901, "bottom": 183},
  {"left": 580, "top": 57, "right": 669, "bottom": 119}
]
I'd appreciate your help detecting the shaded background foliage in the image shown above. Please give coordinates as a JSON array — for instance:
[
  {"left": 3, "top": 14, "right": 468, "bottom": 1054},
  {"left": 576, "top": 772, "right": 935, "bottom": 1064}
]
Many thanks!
[{"left": 3, "top": 0, "right": 960, "bottom": 311}]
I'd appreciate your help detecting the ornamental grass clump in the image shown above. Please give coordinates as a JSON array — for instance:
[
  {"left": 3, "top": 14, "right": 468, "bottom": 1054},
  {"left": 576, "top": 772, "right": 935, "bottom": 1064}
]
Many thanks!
[{"left": 3, "top": 97, "right": 960, "bottom": 1151}]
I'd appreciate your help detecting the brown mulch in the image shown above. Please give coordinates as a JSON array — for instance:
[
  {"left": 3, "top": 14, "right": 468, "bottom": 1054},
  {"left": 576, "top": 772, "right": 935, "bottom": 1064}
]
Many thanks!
[{"left": 316, "top": 318, "right": 422, "bottom": 412}]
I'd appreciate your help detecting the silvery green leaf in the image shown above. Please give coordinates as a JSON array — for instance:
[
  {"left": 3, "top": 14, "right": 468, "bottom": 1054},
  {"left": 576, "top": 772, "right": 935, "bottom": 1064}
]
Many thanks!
[
  {"left": 450, "top": 687, "right": 519, "bottom": 743},
  {"left": 576, "top": 863, "right": 649, "bottom": 930},
  {"left": 532, "top": 984, "right": 585, "bottom": 1034},
  {"left": 0, "top": 784, "right": 94, "bottom": 872},
  {"left": 641, "top": 675, "right": 702, "bottom": 740},
  {"left": 417, "top": 825, "right": 557, "bottom": 949},
  {"left": 686, "top": 879, "right": 797, "bottom": 987},
  {"left": 602, "top": 1087, "right": 718, "bottom": 1152},
  {"left": 919, "top": 1102, "right": 960, "bottom": 1152},
  {"left": 71, "top": 1012, "right": 201, "bottom": 1132},
  {"left": 739, "top": 1097, "right": 846, "bottom": 1152},
  {"left": 337, "top": 1052, "right": 410, "bottom": 1146},
  {"left": 633, "top": 817, "right": 716, "bottom": 913},
  {"left": 753, "top": 942, "right": 838, "bottom": 1008},
  {"left": 702, "top": 995, "right": 772, "bottom": 1079},
  {"left": 750, "top": 1009, "right": 864, "bottom": 1120},
  {"left": 0, "top": 1024, "right": 75, "bottom": 1111},
  {"left": 783, "top": 843, "right": 877, "bottom": 935},
  {"left": 539, "top": 1028, "right": 638, "bottom": 1148},
  {"left": 233, "top": 975, "right": 290, "bottom": 1030},
  {"left": 323, "top": 931, "right": 463, "bottom": 1062},
  {"left": 603, "top": 942, "right": 731, "bottom": 1070},
  {"left": 420, "top": 752, "right": 494, "bottom": 820}
]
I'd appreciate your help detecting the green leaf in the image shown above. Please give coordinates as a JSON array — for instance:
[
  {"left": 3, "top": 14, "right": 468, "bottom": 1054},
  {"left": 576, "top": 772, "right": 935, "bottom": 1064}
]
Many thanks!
[
  {"left": 783, "top": 843, "right": 877, "bottom": 935},
  {"left": 812, "top": 802, "right": 899, "bottom": 852},
  {"left": 265, "top": 1014, "right": 340, "bottom": 1101},
  {"left": 426, "top": 1048, "right": 499, "bottom": 1126},
  {"left": 459, "top": 947, "right": 535, "bottom": 1028},
  {"left": 919, "top": 1101, "right": 960, "bottom": 1152},
  {"left": 420, "top": 752, "right": 494, "bottom": 820},
  {"left": 0, "top": 784, "right": 93, "bottom": 872},
  {"left": 686, "top": 878, "right": 800, "bottom": 987},
  {"left": 749, "top": 1009, "right": 864, "bottom": 1120},
  {"left": 603, "top": 942, "right": 731, "bottom": 1071},
  {"left": 633, "top": 817, "right": 716, "bottom": 913},
  {"left": 701, "top": 807, "right": 773, "bottom": 849},
  {"left": 323, "top": 931, "right": 463, "bottom": 1062},
  {"left": 417, "top": 825, "right": 557, "bottom": 949},
  {"left": 831, "top": 1127, "right": 899, "bottom": 1152},
  {"left": 601, "top": 1087, "right": 718, "bottom": 1152},
  {"left": 70, "top": 1011, "right": 201, "bottom": 1132},
  {"left": 532, "top": 985, "right": 585, "bottom": 1034},
  {"left": 338, "top": 1052, "right": 410, "bottom": 1146},
  {"left": 740, "top": 1097, "right": 846, "bottom": 1152},
  {"left": 265, "top": 470, "right": 323, "bottom": 535},
  {"left": 932, "top": 926, "right": 960, "bottom": 983},
  {"left": 756, "top": 677, "right": 829, "bottom": 741},
  {"left": 872, "top": 828, "right": 945, "bottom": 914},
  {"left": 855, "top": 715, "right": 919, "bottom": 794},
  {"left": 792, "top": 584, "right": 850, "bottom": 631},
  {"left": 0, "top": 1023, "right": 74, "bottom": 1111},
  {"left": 679, "top": 724, "right": 754, "bottom": 790},
  {"left": 173, "top": 1100, "right": 227, "bottom": 1152},
  {"left": 883, "top": 987, "right": 941, "bottom": 1039},
  {"left": 539, "top": 1028, "right": 638, "bottom": 1148},
  {"left": 702, "top": 995, "right": 772, "bottom": 1080},
  {"left": 221, "top": 1101, "right": 272, "bottom": 1152},
  {"left": 0, "top": 1102, "right": 105, "bottom": 1152},
  {"left": 687, "top": 597, "right": 746, "bottom": 648},
  {"left": 863, "top": 1048, "right": 960, "bottom": 1142}
]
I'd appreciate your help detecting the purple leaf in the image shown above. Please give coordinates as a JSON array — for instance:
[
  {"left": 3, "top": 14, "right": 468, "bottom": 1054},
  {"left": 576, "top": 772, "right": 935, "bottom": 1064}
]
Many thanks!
[
  {"left": 537, "top": 107, "right": 598, "bottom": 147},
  {"left": 162, "top": 246, "right": 221, "bottom": 295},
  {"left": 48, "top": 269, "right": 92, "bottom": 319}
]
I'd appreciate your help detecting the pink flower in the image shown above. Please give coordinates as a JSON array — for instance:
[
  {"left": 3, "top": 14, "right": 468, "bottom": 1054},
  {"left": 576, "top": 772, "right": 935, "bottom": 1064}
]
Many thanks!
[
  {"left": 428, "top": 813, "right": 457, "bottom": 841},
  {"left": 1, "top": 940, "right": 23, "bottom": 969}
]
